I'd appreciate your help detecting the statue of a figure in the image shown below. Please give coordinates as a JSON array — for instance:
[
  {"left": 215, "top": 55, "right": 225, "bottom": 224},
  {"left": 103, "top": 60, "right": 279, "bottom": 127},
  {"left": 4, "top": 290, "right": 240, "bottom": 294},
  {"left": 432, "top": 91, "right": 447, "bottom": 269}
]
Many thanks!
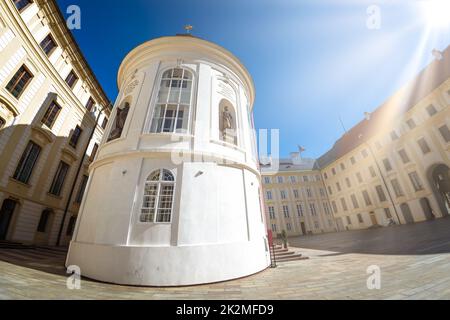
[
  {"left": 222, "top": 106, "right": 234, "bottom": 142},
  {"left": 108, "top": 103, "right": 130, "bottom": 142}
]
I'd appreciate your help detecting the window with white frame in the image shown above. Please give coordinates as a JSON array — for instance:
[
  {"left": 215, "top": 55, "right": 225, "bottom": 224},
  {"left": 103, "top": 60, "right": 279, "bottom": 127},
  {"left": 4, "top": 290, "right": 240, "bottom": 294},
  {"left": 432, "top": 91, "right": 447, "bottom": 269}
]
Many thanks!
[
  {"left": 293, "top": 189, "right": 299, "bottom": 199},
  {"left": 277, "top": 176, "right": 283, "bottom": 183},
  {"left": 297, "top": 203, "right": 304, "bottom": 217},
  {"left": 309, "top": 203, "right": 317, "bottom": 216},
  {"left": 268, "top": 206, "right": 276, "bottom": 219},
  {"left": 264, "top": 176, "right": 271, "bottom": 184},
  {"left": 283, "top": 205, "right": 289, "bottom": 218},
  {"left": 150, "top": 68, "right": 193, "bottom": 134},
  {"left": 280, "top": 190, "right": 287, "bottom": 199},
  {"left": 140, "top": 169, "right": 175, "bottom": 223},
  {"left": 266, "top": 190, "right": 273, "bottom": 200}
]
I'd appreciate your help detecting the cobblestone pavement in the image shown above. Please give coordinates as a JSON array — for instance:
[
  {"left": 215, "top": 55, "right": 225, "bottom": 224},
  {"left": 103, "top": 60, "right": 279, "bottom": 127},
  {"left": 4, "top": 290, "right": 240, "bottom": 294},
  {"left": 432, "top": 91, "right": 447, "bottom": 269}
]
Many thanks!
[{"left": 1, "top": 218, "right": 450, "bottom": 299}]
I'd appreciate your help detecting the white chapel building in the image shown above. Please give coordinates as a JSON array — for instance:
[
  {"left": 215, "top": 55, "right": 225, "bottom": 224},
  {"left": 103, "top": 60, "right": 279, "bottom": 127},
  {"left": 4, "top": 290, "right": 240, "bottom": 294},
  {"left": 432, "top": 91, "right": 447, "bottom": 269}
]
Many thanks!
[{"left": 66, "top": 35, "right": 271, "bottom": 286}]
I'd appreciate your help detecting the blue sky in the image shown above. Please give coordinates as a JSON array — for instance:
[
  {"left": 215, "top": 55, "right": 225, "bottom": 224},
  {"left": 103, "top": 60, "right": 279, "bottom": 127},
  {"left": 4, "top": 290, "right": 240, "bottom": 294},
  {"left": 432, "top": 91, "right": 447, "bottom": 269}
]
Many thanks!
[{"left": 57, "top": 0, "right": 450, "bottom": 159}]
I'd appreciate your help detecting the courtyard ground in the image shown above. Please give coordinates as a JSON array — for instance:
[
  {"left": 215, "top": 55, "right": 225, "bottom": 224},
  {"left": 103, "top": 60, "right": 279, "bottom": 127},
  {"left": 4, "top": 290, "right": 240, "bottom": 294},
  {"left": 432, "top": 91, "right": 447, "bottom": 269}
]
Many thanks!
[{"left": 1, "top": 217, "right": 450, "bottom": 299}]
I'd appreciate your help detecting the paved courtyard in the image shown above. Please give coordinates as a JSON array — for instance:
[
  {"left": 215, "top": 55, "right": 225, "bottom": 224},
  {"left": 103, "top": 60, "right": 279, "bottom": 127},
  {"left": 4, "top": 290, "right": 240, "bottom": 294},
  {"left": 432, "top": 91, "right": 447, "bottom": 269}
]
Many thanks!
[{"left": 1, "top": 217, "right": 450, "bottom": 299}]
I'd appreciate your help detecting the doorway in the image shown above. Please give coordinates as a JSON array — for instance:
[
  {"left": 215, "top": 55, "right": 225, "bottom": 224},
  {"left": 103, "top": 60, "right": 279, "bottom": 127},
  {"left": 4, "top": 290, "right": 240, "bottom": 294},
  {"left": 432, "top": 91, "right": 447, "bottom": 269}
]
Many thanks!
[
  {"left": 428, "top": 163, "right": 450, "bottom": 216},
  {"left": 369, "top": 212, "right": 378, "bottom": 226},
  {"left": 400, "top": 203, "right": 414, "bottom": 224},
  {"left": 420, "top": 197, "right": 435, "bottom": 220},
  {"left": 300, "top": 222, "right": 306, "bottom": 235},
  {"left": 0, "top": 199, "right": 17, "bottom": 240}
]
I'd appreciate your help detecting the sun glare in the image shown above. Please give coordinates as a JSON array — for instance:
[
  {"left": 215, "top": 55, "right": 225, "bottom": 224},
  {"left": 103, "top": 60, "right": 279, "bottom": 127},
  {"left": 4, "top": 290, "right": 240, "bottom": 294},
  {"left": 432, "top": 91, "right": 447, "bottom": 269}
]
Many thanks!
[{"left": 424, "top": 0, "right": 450, "bottom": 28}]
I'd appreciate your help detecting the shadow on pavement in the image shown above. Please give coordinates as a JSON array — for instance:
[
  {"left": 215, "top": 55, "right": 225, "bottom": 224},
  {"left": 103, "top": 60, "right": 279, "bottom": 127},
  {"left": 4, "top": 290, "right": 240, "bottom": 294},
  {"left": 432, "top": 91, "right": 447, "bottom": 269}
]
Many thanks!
[{"left": 288, "top": 216, "right": 450, "bottom": 256}]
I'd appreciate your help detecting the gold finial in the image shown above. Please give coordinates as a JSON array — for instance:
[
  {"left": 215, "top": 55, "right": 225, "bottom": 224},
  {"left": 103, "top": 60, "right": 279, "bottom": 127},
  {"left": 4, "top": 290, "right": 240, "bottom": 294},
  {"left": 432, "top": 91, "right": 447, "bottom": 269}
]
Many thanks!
[{"left": 184, "top": 25, "right": 193, "bottom": 34}]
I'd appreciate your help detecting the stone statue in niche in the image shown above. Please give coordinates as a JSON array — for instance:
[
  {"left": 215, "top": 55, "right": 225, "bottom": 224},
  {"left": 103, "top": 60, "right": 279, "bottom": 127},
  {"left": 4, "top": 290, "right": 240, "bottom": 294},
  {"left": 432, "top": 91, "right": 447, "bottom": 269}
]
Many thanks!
[
  {"left": 221, "top": 106, "right": 236, "bottom": 145},
  {"left": 108, "top": 103, "right": 130, "bottom": 142}
]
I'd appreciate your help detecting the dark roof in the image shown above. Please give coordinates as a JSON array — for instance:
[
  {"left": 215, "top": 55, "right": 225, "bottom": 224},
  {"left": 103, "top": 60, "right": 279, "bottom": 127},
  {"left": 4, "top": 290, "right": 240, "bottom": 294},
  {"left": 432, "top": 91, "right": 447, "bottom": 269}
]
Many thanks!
[{"left": 316, "top": 45, "right": 450, "bottom": 169}]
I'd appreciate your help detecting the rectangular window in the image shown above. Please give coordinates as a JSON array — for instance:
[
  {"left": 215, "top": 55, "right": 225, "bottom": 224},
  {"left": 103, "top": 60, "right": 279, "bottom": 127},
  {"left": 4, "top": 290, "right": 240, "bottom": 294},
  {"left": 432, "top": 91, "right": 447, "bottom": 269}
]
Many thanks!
[
  {"left": 75, "top": 175, "right": 89, "bottom": 204},
  {"left": 66, "top": 216, "right": 77, "bottom": 236},
  {"left": 14, "top": 0, "right": 33, "bottom": 12},
  {"left": 350, "top": 156, "right": 356, "bottom": 165},
  {"left": 398, "top": 149, "right": 410, "bottom": 164},
  {"left": 336, "top": 182, "right": 341, "bottom": 192},
  {"left": 65, "top": 70, "right": 79, "bottom": 89},
  {"left": 49, "top": 161, "right": 70, "bottom": 196},
  {"left": 369, "top": 166, "right": 377, "bottom": 178},
  {"left": 293, "top": 189, "right": 299, "bottom": 199},
  {"left": 345, "top": 177, "right": 351, "bottom": 188},
  {"left": 6, "top": 65, "right": 33, "bottom": 98},
  {"left": 306, "top": 188, "right": 312, "bottom": 197},
  {"left": 357, "top": 214, "right": 364, "bottom": 223},
  {"left": 280, "top": 190, "right": 287, "bottom": 199},
  {"left": 323, "top": 202, "right": 330, "bottom": 215},
  {"left": 266, "top": 191, "right": 272, "bottom": 200},
  {"left": 328, "top": 186, "right": 333, "bottom": 195},
  {"left": 303, "top": 175, "right": 309, "bottom": 182},
  {"left": 277, "top": 176, "right": 283, "bottom": 183},
  {"left": 346, "top": 216, "right": 352, "bottom": 225},
  {"left": 406, "top": 118, "right": 416, "bottom": 130},
  {"left": 287, "top": 223, "right": 292, "bottom": 231},
  {"left": 375, "top": 185, "right": 387, "bottom": 202},
  {"left": 297, "top": 203, "right": 304, "bottom": 217},
  {"left": 390, "top": 130, "right": 399, "bottom": 141},
  {"left": 340, "top": 198, "right": 348, "bottom": 211},
  {"left": 85, "top": 97, "right": 95, "bottom": 112},
  {"left": 40, "top": 34, "right": 57, "bottom": 56},
  {"left": 331, "top": 201, "right": 338, "bottom": 214},
  {"left": 37, "top": 210, "right": 50, "bottom": 233},
  {"left": 356, "top": 172, "right": 363, "bottom": 184},
  {"left": 361, "top": 149, "right": 368, "bottom": 158},
  {"left": 383, "top": 158, "right": 392, "bottom": 172},
  {"left": 271, "top": 224, "right": 277, "bottom": 232},
  {"left": 69, "top": 126, "right": 83, "bottom": 148},
  {"left": 309, "top": 203, "right": 317, "bottom": 216},
  {"left": 362, "top": 190, "right": 372, "bottom": 206},
  {"left": 290, "top": 176, "right": 296, "bottom": 183},
  {"left": 101, "top": 117, "right": 108, "bottom": 129},
  {"left": 13, "top": 141, "right": 41, "bottom": 184},
  {"left": 351, "top": 194, "right": 359, "bottom": 209},
  {"left": 41, "top": 100, "right": 61, "bottom": 128},
  {"left": 283, "top": 205, "right": 289, "bottom": 218},
  {"left": 417, "top": 138, "right": 431, "bottom": 154},
  {"left": 268, "top": 206, "right": 275, "bottom": 219},
  {"left": 320, "top": 188, "right": 325, "bottom": 197},
  {"left": 426, "top": 104, "right": 437, "bottom": 117},
  {"left": 409, "top": 171, "right": 424, "bottom": 192},
  {"left": 439, "top": 125, "right": 450, "bottom": 143},
  {"left": 89, "top": 143, "right": 98, "bottom": 162},
  {"left": 384, "top": 208, "right": 392, "bottom": 219},
  {"left": 391, "top": 179, "right": 404, "bottom": 197}
]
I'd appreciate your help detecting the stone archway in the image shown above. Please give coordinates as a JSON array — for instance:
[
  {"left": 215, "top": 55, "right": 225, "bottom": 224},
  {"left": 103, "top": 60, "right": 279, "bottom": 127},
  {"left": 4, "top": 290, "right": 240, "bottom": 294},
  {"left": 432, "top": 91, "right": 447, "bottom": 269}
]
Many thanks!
[{"left": 427, "top": 163, "right": 450, "bottom": 217}]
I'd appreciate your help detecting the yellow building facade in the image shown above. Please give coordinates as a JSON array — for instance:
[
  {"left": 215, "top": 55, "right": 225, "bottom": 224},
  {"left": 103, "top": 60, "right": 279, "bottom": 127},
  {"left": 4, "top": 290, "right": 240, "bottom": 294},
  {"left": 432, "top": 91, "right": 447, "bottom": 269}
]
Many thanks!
[
  {"left": 262, "top": 46, "right": 450, "bottom": 236},
  {"left": 0, "top": 0, "right": 110, "bottom": 246}
]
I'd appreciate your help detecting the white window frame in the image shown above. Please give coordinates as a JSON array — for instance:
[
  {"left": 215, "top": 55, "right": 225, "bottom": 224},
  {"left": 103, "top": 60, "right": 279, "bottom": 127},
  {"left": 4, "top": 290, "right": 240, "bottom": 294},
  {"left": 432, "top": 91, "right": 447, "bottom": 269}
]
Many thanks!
[
  {"left": 149, "top": 67, "right": 195, "bottom": 135},
  {"left": 140, "top": 169, "right": 175, "bottom": 223}
]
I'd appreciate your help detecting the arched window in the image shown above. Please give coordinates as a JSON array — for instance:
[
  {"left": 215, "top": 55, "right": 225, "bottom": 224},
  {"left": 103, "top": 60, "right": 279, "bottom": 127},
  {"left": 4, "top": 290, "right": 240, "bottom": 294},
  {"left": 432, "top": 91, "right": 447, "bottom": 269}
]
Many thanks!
[
  {"left": 140, "top": 169, "right": 175, "bottom": 223},
  {"left": 150, "top": 68, "right": 193, "bottom": 134}
]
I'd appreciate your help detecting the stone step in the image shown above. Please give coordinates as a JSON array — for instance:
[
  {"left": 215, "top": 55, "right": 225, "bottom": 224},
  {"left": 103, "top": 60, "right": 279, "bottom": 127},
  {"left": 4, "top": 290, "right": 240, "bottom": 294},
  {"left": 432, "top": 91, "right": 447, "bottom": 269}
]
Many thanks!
[
  {"left": 276, "top": 254, "right": 309, "bottom": 262},
  {"left": 274, "top": 251, "right": 296, "bottom": 257}
]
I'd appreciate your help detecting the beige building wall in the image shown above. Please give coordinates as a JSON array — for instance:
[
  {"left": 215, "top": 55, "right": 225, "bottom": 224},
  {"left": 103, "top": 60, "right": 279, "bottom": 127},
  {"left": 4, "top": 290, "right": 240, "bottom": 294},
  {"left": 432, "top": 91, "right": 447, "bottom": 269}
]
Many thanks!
[
  {"left": 261, "top": 156, "right": 338, "bottom": 237},
  {"left": 0, "top": 0, "right": 110, "bottom": 246}
]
